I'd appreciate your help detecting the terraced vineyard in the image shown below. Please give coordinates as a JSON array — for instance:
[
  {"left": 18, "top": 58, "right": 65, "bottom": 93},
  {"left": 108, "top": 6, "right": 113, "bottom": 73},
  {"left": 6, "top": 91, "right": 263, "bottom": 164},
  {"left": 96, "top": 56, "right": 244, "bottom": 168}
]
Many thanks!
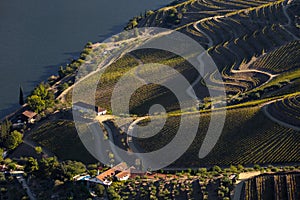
[
  {"left": 70, "top": 0, "right": 300, "bottom": 169},
  {"left": 265, "top": 94, "right": 300, "bottom": 128},
  {"left": 131, "top": 106, "right": 300, "bottom": 167},
  {"left": 137, "top": 0, "right": 300, "bottom": 95},
  {"left": 241, "top": 172, "right": 300, "bottom": 200},
  {"left": 250, "top": 40, "right": 300, "bottom": 73}
]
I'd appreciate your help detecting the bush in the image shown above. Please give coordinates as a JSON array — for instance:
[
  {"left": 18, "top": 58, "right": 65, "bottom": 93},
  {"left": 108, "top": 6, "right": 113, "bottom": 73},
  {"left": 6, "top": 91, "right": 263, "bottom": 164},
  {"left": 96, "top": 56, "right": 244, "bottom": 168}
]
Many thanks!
[
  {"left": 212, "top": 165, "right": 222, "bottom": 173},
  {"left": 94, "top": 184, "right": 105, "bottom": 197},
  {"left": 35, "top": 146, "right": 42, "bottom": 154},
  {"left": 62, "top": 160, "right": 86, "bottom": 180},
  {"left": 254, "top": 164, "right": 261, "bottom": 170},
  {"left": 4, "top": 130, "right": 23, "bottom": 150}
]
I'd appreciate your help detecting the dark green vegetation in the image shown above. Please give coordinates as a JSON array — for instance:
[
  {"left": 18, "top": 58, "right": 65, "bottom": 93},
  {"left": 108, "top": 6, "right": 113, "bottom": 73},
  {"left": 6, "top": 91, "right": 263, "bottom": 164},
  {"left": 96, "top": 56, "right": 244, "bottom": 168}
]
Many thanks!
[
  {"left": 0, "top": 173, "right": 28, "bottom": 200},
  {"left": 21, "top": 157, "right": 91, "bottom": 199},
  {"left": 0, "top": 120, "right": 23, "bottom": 152},
  {"left": 105, "top": 169, "right": 236, "bottom": 200},
  {"left": 241, "top": 172, "right": 300, "bottom": 200},
  {"left": 28, "top": 120, "right": 96, "bottom": 164}
]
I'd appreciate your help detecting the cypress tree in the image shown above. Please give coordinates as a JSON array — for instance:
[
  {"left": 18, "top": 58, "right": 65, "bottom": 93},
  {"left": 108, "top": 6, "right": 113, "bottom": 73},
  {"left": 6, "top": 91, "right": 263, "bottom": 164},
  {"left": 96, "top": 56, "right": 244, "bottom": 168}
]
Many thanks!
[{"left": 19, "top": 86, "right": 24, "bottom": 105}]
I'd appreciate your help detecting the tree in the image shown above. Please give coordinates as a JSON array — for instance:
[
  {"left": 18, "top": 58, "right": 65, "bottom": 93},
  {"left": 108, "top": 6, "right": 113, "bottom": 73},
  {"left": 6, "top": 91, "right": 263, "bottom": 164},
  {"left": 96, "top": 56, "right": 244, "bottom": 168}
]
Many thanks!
[
  {"left": 25, "top": 157, "right": 39, "bottom": 173},
  {"left": 61, "top": 161, "right": 86, "bottom": 180},
  {"left": 198, "top": 168, "right": 207, "bottom": 174},
  {"left": 58, "top": 83, "right": 69, "bottom": 93},
  {"left": 39, "top": 157, "right": 60, "bottom": 178},
  {"left": 237, "top": 164, "right": 244, "bottom": 171},
  {"left": 212, "top": 165, "right": 222, "bottom": 173},
  {"left": 230, "top": 165, "right": 238, "bottom": 173},
  {"left": 27, "top": 95, "right": 45, "bottom": 113},
  {"left": 58, "top": 66, "right": 65, "bottom": 78},
  {"left": 94, "top": 184, "right": 105, "bottom": 197},
  {"left": 0, "top": 148, "right": 3, "bottom": 162},
  {"left": 19, "top": 86, "right": 24, "bottom": 105},
  {"left": 4, "top": 130, "right": 23, "bottom": 150},
  {"left": 254, "top": 164, "right": 261, "bottom": 171},
  {"left": 0, "top": 119, "right": 11, "bottom": 143},
  {"left": 27, "top": 82, "right": 55, "bottom": 113},
  {"left": 35, "top": 146, "right": 42, "bottom": 154}
]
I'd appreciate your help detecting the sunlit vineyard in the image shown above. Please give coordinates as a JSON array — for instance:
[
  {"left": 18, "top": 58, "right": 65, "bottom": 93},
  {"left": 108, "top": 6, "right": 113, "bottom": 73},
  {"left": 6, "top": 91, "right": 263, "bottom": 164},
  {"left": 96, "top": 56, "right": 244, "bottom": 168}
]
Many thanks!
[
  {"left": 241, "top": 172, "right": 300, "bottom": 200},
  {"left": 250, "top": 40, "right": 300, "bottom": 73},
  {"left": 137, "top": 0, "right": 300, "bottom": 95}
]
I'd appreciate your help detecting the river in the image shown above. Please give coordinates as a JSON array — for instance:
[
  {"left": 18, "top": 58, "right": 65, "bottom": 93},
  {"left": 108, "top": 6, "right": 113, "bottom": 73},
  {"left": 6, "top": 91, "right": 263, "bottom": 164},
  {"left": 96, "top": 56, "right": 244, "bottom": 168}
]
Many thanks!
[{"left": 0, "top": 0, "right": 171, "bottom": 118}]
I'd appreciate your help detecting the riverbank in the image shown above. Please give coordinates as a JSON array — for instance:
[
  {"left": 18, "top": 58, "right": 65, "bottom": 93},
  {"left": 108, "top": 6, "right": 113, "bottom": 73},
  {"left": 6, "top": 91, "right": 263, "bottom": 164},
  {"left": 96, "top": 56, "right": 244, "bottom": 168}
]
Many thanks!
[{"left": 0, "top": 0, "right": 172, "bottom": 118}]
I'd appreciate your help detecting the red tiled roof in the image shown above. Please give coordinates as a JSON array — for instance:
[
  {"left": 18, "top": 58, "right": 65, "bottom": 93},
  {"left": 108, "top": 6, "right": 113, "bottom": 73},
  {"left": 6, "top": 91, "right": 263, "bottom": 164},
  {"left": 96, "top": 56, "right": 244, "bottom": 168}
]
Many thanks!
[
  {"left": 97, "top": 107, "right": 107, "bottom": 112},
  {"left": 22, "top": 110, "right": 37, "bottom": 119},
  {"left": 115, "top": 171, "right": 130, "bottom": 179},
  {"left": 96, "top": 169, "right": 115, "bottom": 182},
  {"left": 96, "top": 163, "right": 129, "bottom": 182}
]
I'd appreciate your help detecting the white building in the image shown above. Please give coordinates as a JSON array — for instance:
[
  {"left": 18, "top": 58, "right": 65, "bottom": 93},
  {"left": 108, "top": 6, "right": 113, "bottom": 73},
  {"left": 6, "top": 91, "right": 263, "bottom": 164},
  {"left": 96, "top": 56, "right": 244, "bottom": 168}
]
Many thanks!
[{"left": 73, "top": 102, "right": 107, "bottom": 116}]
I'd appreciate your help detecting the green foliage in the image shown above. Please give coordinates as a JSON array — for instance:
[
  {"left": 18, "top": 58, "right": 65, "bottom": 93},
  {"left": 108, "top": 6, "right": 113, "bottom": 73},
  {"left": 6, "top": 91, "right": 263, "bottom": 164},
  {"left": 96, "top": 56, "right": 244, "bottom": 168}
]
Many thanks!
[
  {"left": 58, "top": 66, "right": 65, "bottom": 78},
  {"left": 27, "top": 95, "right": 45, "bottom": 113},
  {"left": 0, "top": 119, "right": 12, "bottom": 143},
  {"left": 165, "top": 7, "right": 181, "bottom": 25},
  {"left": 61, "top": 160, "right": 86, "bottom": 180},
  {"left": 253, "top": 164, "right": 261, "bottom": 170},
  {"left": 212, "top": 165, "right": 222, "bottom": 173},
  {"left": 0, "top": 148, "right": 3, "bottom": 162},
  {"left": 25, "top": 157, "right": 39, "bottom": 173},
  {"left": 35, "top": 146, "right": 42, "bottom": 154},
  {"left": 7, "top": 163, "right": 16, "bottom": 170},
  {"left": 94, "top": 184, "right": 105, "bottom": 197},
  {"left": 19, "top": 86, "right": 24, "bottom": 105},
  {"left": 145, "top": 10, "right": 154, "bottom": 17},
  {"left": 27, "top": 82, "right": 55, "bottom": 113},
  {"left": 198, "top": 168, "right": 207, "bottom": 174},
  {"left": 237, "top": 164, "right": 244, "bottom": 171},
  {"left": 58, "top": 83, "right": 69, "bottom": 93},
  {"left": 39, "top": 157, "right": 60, "bottom": 179},
  {"left": 4, "top": 130, "right": 23, "bottom": 150},
  {"left": 230, "top": 165, "right": 238, "bottom": 173},
  {"left": 125, "top": 18, "right": 139, "bottom": 30}
]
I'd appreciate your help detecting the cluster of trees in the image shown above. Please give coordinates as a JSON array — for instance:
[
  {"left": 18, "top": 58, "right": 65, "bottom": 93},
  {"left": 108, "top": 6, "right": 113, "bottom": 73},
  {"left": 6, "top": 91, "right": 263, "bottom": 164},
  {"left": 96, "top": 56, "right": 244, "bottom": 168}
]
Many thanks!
[
  {"left": 58, "top": 43, "right": 93, "bottom": 79},
  {"left": 24, "top": 157, "right": 87, "bottom": 181},
  {"left": 27, "top": 82, "right": 55, "bottom": 113},
  {"left": 165, "top": 7, "right": 183, "bottom": 25},
  {"left": 0, "top": 120, "right": 23, "bottom": 152},
  {"left": 124, "top": 10, "right": 154, "bottom": 30}
]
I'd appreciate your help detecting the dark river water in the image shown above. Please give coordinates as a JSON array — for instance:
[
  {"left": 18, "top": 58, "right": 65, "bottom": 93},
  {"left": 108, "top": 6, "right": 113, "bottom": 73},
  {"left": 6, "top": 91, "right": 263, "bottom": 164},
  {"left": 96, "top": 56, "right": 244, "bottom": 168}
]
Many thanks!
[{"left": 0, "top": 0, "right": 171, "bottom": 118}]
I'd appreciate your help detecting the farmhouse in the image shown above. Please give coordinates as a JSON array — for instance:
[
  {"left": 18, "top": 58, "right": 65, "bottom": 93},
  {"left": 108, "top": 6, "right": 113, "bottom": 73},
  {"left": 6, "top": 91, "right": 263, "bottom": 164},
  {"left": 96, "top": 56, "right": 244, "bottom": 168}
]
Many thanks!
[
  {"left": 21, "top": 110, "right": 37, "bottom": 123},
  {"left": 88, "top": 162, "right": 146, "bottom": 185},
  {"left": 115, "top": 171, "right": 130, "bottom": 181},
  {"left": 73, "top": 101, "right": 107, "bottom": 116}
]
